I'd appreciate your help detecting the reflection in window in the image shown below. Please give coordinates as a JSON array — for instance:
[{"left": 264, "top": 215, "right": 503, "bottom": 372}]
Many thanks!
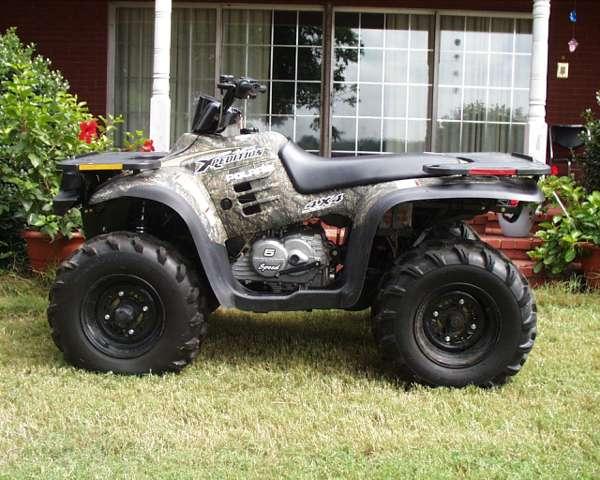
[
  {"left": 435, "top": 15, "right": 532, "bottom": 153},
  {"left": 222, "top": 9, "right": 323, "bottom": 151},
  {"left": 332, "top": 11, "right": 434, "bottom": 156}
]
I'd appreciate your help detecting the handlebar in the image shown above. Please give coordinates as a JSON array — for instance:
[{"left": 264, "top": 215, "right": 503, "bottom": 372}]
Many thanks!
[{"left": 217, "top": 75, "right": 267, "bottom": 101}]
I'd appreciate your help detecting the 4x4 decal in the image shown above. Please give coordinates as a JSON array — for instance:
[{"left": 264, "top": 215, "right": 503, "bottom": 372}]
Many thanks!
[{"left": 302, "top": 193, "right": 344, "bottom": 214}]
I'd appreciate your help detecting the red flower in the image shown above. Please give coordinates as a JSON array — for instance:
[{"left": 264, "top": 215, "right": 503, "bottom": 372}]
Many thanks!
[
  {"left": 79, "top": 119, "right": 98, "bottom": 144},
  {"left": 550, "top": 164, "right": 560, "bottom": 176},
  {"left": 140, "top": 139, "right": 155, "bottom": 152}
]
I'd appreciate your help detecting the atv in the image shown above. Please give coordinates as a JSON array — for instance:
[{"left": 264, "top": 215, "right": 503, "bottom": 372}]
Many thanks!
[{"left": 50, "top": 75, "right": 547, "bottom": 387}]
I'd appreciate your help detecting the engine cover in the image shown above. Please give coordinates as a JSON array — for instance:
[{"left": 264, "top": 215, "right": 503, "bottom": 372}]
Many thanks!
[{"left": 232, "top": 230, "right": 331, "bottom": 291}]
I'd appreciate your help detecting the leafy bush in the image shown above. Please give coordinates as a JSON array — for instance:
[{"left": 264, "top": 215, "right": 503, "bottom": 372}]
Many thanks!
[
  {"left": 580, "top": 91, "right": 600, "bottom": 193},
  {"left": 0, "top": 28, "right": 122, "bottom": 266},
  {"left": 529, "top": 176, "right": 600, "bottom": 274}
]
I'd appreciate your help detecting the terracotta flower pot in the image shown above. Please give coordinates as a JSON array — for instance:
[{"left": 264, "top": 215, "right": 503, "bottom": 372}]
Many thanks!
[
  {"left": 579, "top": 242, "right": 600, "bottom": 289},
  {"left": 21, "top": 230, "right": 85, "bottom": 272}
]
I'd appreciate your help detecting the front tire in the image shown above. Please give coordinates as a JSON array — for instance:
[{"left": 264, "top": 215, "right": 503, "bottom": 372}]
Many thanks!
[
  {"left": 372, "top": 240, "right": 536, "bottom": 387},
  {"left": 48, "top": 232, "right": 209, "bottom": 374}
]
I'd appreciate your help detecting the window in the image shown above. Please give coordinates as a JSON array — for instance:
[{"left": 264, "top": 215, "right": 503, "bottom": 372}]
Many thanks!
[
  {"left": 110, "top": 5, "right": 532, "bottom": 155},
  {"left": 331, "top": 12, "right": 434, "bottom": 155},
  {"left": 434, "top": 15, "right": 532, "bottom": 153},
  {"left": 112, "top": 6, "right": 216, "bottom": 142},
  {"left": 221, "top": 9, "right": 324, "bottom": 151}
]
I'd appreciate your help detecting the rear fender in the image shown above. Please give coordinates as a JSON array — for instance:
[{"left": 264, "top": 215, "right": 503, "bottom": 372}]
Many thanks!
[{"left": 340, "top": 176, "right": 543, "bottom": 306}]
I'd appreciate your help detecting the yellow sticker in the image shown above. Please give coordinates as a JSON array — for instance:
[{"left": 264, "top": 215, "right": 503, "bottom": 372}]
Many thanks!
[{"left": 78, "top": 163, "right": 123, "bottom": 171}]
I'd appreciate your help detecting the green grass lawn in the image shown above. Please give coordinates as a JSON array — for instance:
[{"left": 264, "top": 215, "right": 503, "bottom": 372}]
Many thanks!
[{"left": 0, "top": 272, "right": 599, "bottom": 479}]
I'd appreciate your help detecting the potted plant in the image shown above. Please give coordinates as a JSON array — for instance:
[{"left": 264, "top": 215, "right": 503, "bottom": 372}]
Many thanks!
[
  {"left": 0, "top": 28, "right": 121, "bottom": 271},
  {"left": 574, "top": 192, "right": 600, "bottom": 288}
]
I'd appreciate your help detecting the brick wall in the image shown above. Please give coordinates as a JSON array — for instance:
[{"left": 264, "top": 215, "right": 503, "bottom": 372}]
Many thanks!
[
  {"left": 1, "top": 0, "right": 599, "bottom": 122},
  {"left": 547, "top": 0, "right": 600, "bottom": 124},
  {"left": 0, "top": 0, "right": 109, "bottom": 115}
]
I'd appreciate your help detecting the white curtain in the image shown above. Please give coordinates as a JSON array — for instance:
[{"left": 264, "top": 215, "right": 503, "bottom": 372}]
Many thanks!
[{"left": 113, "top": 7, "right": 216, "bottom": 143}]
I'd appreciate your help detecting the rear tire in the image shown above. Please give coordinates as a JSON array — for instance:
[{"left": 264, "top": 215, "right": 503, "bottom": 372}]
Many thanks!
[
  {"left": 372, "top": 240, "right": 536, "bottom": 387},
  {"left": 48, "top": 232, "right": 209, "bottom": 374}
]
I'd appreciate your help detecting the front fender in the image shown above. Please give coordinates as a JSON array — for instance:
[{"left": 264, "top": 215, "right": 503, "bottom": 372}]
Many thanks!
[{"left": 90, "top": 167, "right": 227, "bottom": 244}]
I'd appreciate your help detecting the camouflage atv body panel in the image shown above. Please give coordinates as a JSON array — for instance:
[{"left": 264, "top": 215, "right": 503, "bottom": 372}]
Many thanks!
[{"left": 87, "top": 131, "right": 545, "bottom": 310}]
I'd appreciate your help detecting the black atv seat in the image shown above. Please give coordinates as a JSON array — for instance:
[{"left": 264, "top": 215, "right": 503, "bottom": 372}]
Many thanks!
[{"left": 278, "top": 141, "right": 460, "bottom": 194}]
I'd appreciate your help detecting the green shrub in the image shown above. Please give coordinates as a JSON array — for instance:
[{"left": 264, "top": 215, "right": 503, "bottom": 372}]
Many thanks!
[
  {"left": 529, "top": 176, "right": 600, "bottom": 274},
  {"left": 0, "top": 28, "right": 121, "bottom": 266},
  {"left": 580, "top": 91, "right": 600, "bottom": 193}
]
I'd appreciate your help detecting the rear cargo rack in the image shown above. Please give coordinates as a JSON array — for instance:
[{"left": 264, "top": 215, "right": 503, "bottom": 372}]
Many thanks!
[
  {"left": 423, "top": 152, "right": 550, "bottom": 176},
  {"left": 59, "top": 151, "right": 165, "bottom": 172}
]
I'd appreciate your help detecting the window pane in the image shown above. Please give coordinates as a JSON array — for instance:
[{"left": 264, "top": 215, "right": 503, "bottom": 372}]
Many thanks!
[
  {"left": 487, "top": 89, "right": 511, "bottom": 122},
  {"left": 510, "top": 125, "right": 526, "bottom": 153},
  {"left": 271, "top": 116, "right": 294, "bottom": 139},
  {"left": 462, "top": 89, "right": 486, "bottom": 121},
  {"left": 223, "top": 10, "right": 246, "bottom": 44},
  {"left": 409, "top": 50, "right": 432, "bottom": 84},
  {"left": 489, "top": 54, "right": 513, "bottom": 88},
  {"left": 439, "top": 51, "right": 463, "bottom": 86},
  {"left": 382, "top": 119, "right": 406, "bottom": 153},
  {"left": 465, "top": 17, "right": 489, "bottom": 52},
  {"left": 361, "top": 13, "right": 384, "bottom": 48},
  {"left": 359, "top": 48, "right": 383, "bottom": 83},
  {"left": 298, "top": 47, "right": 322, "bottom": 81},
  {"left": 384, "top": 85, "right": 407, "bottom": 118},
  {"left": 410, "top": 15, "right": 434, "bottom": 50},
  {"left": 440, "top": 16, "right": 465, "bottom": 51},
  {"left": 385, "top": 50, "right": 408, "bottom": 83},
  {"left": 272, "top": 82, "right": 295, "bottom": 115},
  {"left": 335, "top": 12, "right": 359, "bottom": 47},
  {"left": 299, "top": 11, "right": 323, "bottom": 46},
  {"left": 359, "top": 84, "right": 382, "bottom": 117},
  {"left": 273, "top": 47, "right": 296, "bottom": 80},
  {"left": 461, "top": 122, "right": 486, "bottom": 151},
  {"left": 332, "top": 117, "right": 356, "bottom": 151},
  {"left": 491, "top": 18, "right": 514, "bottom": 53},
  {"left": 484, "top": 123, "right": 510, "bottom": 151},
  {"left": 464, "top": 53, "right": 487, "bottom": 86},
  {"left": 248, "top": 10, "right": 272, "bottom": 44},
  {"left": 332, "top": 84, "right": 357, "bottom": 116},
  {"left": 512, "top": 90, "right": 529, "bottom": 122},
  {"left": 514, "top": 55, "right": 531, "bottom": 88},
  {"left": 385, "top": 14, "right": 408, "bottom": 48},
  {"left": 296, "top": 116, "right": 320, "bottom": 150},
  {"left": 515, "top": 19, "right": 532, "bottom": 53},
  {"left": 334, "top": 48, "right": 359, "bottom": 82},
  {"left": 407, "top": 86, "right": 430, "bottom": 118},
  {"left": 406, "top": 120, "right": 430, "bottom": 152},
  {"left": 297, "top": 83, "right": 321, "bottom": 115},
  {"left": 274, "top": 10, "right": 297, "bottom": 45},
  {"left": 437, "top": 87, "right": 462, "bottom": 120},
  {"left": 435, "top": 121, "right": 461, "bottom": 152},
  {"left": 357, "top": 118, "right": 381, "bottom": 151},
  {"left": 247, "top": 46, "right": 271, "bottom": 79}
]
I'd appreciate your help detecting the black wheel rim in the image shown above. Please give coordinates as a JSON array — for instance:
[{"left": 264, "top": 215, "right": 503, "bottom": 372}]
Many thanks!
[
  {"left": 414, "top": 284, "right": 501, "bottom": 368},
  {"left": 81, "top": 274, "right": 164, "bottom": 359}
]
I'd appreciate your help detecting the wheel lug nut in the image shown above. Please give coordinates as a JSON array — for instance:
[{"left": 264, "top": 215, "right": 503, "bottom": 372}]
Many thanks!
[
  {"left": 128, "top": 329, "right": 134, "bottom": 335},
  {"left": 104, "top": 314, "right": 110, "bottom": 320},
  {"left": 142, "top": 306, "right": 149, "bottom": 312},
  {"left": 433, "top": 311, "right": 439, "bottom": 318},
  {"left": 118, "top": 291, "right": 124, "bottom": 297},
  {"left": 470, "top": 323, "right": 477, "bottom": 330},
  {"left": 459, "top": 299, "right": 465, "bottom": 305},
  {"left": 444, "top": 336, "right": 451, "bottom": 342}
]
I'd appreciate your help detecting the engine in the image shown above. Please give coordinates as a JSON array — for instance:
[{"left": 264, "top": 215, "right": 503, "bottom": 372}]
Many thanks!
[{"left": 231, "top": 227, "right": 334, "bottom": 293}]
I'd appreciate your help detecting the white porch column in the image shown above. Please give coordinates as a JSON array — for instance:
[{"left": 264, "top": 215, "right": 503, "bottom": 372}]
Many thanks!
[
  {"left": 149, "top": 0, "right": 172, "bottom": 152},
  {"left": 525, "top": 0, "right": 551, "bottom": 163}
]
